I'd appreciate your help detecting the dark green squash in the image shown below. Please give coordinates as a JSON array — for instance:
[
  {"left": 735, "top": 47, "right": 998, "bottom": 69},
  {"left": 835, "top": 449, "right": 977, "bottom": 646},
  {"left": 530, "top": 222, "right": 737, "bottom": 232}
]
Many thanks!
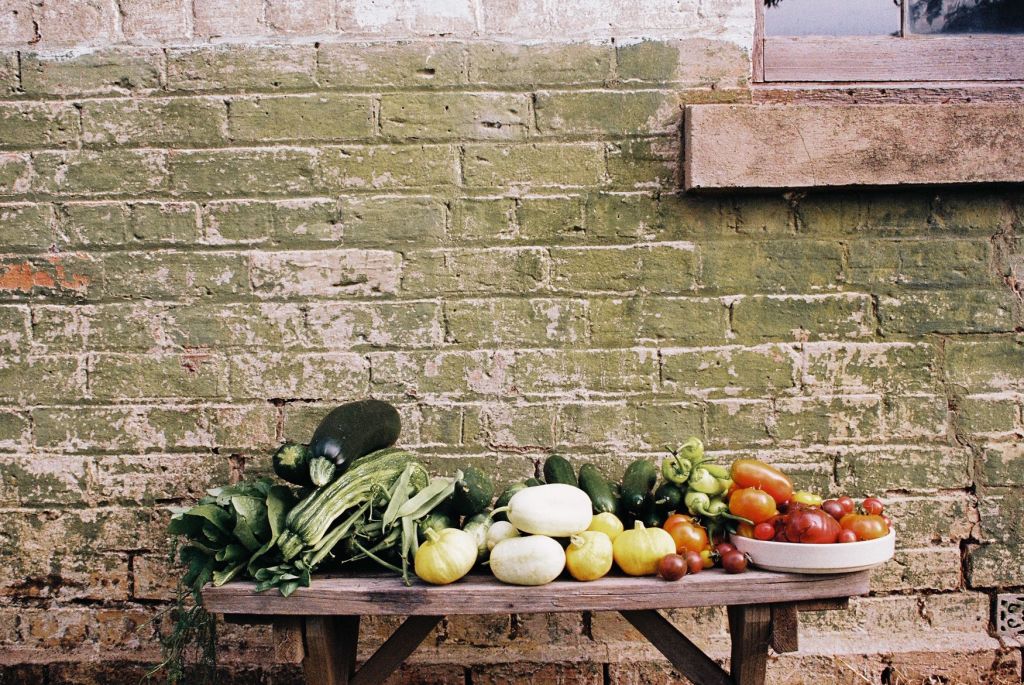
[{"left": 309, "top": 400, "right": 402, "bottom": 471}]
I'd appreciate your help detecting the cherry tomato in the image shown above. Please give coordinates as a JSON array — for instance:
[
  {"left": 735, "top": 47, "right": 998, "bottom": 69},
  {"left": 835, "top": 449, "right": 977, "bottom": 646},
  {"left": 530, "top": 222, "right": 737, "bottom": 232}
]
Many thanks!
[
  {"left": 729, "top": 487, "right": 779, "bottom": 524},
  {"left": 882, "top": 515, "right": 893, "bottom": 529},
  {"left": 700, "top": 548, "right": 715, "bottom": 569},
  {"left": 840, "top": 513, "right": 889, "bottom": 540},
  {"left": 862, "top": 497, "right": 884, "bottom": 516},
  {"left": 730, "top": 459, "right": 794, "bottom": 505},
  {"left": 684, "top": 551, "right": 703, "bottom": 574},
  {"left": 790, "top": 490, "right": 824, "bottom": 506},
  {"left": 664, "top": 516, "right": 710, "bottom": 555},
  {"left": 837, "top": 529, "right": 858, "bottom": 543},
  {"left": 753, "top": 521, "right": 775, "bottom": 540},
  {"left": 658, "top": 554, "right": 688, "bottom": 581},
  {"left": 785, "top": 507, "right": 841, "bottom": 544},
  {"left": 721, "top": 550, "right": 749, "bottom": 574},
  {"left": 821, "top": 500, "right": 845, "bottom": 521},
  {"left": 837, "top": 496, "right": 855, "bottom": 515},
  {"left": 734, "top": 522, "right": 755, "bottom": 538},
  {"left": 715, "top": 543, "right": 736, "bottom": 556}
]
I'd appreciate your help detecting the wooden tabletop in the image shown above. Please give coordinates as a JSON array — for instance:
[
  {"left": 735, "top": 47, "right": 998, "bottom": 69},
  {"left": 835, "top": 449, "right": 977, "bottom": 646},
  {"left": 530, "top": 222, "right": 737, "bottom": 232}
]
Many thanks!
[{"left": 202, "top": 569, "right": 871, "bottom": 616}]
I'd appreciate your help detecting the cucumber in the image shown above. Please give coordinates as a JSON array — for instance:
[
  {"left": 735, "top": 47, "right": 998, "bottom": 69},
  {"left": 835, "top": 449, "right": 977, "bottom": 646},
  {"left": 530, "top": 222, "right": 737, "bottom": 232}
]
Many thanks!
[
  {"left": 452, "top": 467, "right": 495, "bottom": 517},
  {"left": 525, "top": 477, "right": 544, "bottom": 487},
  {"left": 578, "top": 464, "right": 617, "bottom": 514},
  {"left": 640, "top": 494, "right": 662, "bottom": 528},
  {"left": 654, "top": 481, "right": 683, "bottom": 516},
  {"left": 542, "top": 454, "right": 577, "bottom": 486},
  {"left": 620, "top": 459, "right": 658, "bottom": 514},
  {"left": 308, "top": 400, "right": 401, "bottom": 471},
  {"left": 272, "top": 441, "right": 313, "bottom": 486},
  {"left": 492, "top": 482, "right": 528, "bottom": 522}
]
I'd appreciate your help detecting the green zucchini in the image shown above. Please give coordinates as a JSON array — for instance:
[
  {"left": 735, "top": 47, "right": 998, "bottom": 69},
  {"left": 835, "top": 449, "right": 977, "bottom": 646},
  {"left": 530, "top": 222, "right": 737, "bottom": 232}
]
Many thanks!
[
  {"left": 308, "top": 457, "right": 337, "bottom": 487},
  {"left": 578, "top": 464, "right": 617, "bottom": 514},
  {"left": 525, "top": 477, "right": 544, "bottom": 487},
  {"left": 654, "top": 481, "right": 683, "bottom": 516},
  {"left": 492, "top": 482, "right": 528, "bottom": 522},
  {"left": 542, "top": 454, "right": 577, "bottom": 486},
  {"left": 272, "top": 442, "right": 313, "bottom": 486},
  {"left": 462, "top": 512, "right": 493, "bottom": 562},
  {"left": 309, "top": 400, "right": 402, "bottom": 470},
  {"left": 452, "top": 467, "right": 494, "bottom": 517},
  {"left": 620, "top": 459, "right": 658, "bottom": 514},
  {"left": 640, "top": 494, "right": 662, "bottom": 528}
]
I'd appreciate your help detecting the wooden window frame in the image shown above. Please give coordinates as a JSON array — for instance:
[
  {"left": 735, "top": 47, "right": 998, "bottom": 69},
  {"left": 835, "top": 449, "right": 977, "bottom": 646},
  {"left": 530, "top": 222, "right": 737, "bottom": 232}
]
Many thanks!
[{"left": 754, "top": 0, "right": 1024, "bottom": 84}]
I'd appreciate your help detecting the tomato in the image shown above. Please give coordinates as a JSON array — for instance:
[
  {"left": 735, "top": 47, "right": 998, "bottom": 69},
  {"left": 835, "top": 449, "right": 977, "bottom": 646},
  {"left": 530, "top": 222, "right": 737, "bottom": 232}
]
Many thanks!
[
  {"left": 658, "top": 554, "right": 687, "bottom": 581},
  {"left": 882, "top": 515, "right": 893, "bottom": 529},
  {"left": 840, "top": 514, "right": 889, "bottom": 541},
  {"left": 862, "top": 497, "right": 884, "bottom": 516},
  {"left": 684, "top": 551, "right": 703, "bottom": 574},
  {"left": 700, "top": 548, "right": 715, "bottom": 569},
  {"left": 837, "top": 496, "right": 855, "bottom": 515},
  {"left": 790, "top": 491, "right": 824, "bottom": 506},
  {"left": 734, "top": 522, "right": 755, "bottom": 538},
  {"left": 821, "top": 500, "right": 845, "bottom": 521},
  {"left": 730, "top": 459, "right": 794, "bottom": 505},
  {"left": 729, "top": 487, "right": 779, "bottom": 524},
  {"left": 721, "top": 550, "right": 749, "bottom": 574},
  {"left": 837, "top": 529, "right": 858, "bottom": 543},
  {"left": 784, "top": 507, "right": 841, "bottom": 544},
  {"left": 715, "top": 543, "right": 736, "bottom": 556},
  {"left": 753, "top": 521, "right": 775, "bottom": 540},
  {"left": 664, "top": 516, "right": 709, "bottom": 555}
]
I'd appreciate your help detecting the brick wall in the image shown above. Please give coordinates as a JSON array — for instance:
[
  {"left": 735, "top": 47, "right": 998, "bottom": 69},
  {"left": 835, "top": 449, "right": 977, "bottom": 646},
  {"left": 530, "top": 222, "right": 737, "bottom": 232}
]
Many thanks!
[{"left": 0, "top": 28, "right": 1022, "bottom": 685}]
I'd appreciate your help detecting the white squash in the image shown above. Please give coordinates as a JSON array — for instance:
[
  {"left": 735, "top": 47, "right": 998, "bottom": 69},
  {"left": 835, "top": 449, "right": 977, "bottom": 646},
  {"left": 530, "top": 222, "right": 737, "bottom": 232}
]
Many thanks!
[
  {"left": 502, "top": 484, "right": 592, "bottom": 537},
  {"left": 486, "top": 520, "right": 519, "bottom": 551},
  {"left": 489, "top": 535, "right": 566, "bottom": 586}
]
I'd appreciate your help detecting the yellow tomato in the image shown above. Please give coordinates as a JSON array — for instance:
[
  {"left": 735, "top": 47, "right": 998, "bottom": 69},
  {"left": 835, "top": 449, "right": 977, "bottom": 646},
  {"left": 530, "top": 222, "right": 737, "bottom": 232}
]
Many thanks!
[
  {"left": 588, "top": 512, "right": 625, "bottom": 542},
  {"left": 790, "top": 490, "right": 824, "bottom": 506},
  {"left": 565, "top": 531, "right": 614, "bottom": 581}
]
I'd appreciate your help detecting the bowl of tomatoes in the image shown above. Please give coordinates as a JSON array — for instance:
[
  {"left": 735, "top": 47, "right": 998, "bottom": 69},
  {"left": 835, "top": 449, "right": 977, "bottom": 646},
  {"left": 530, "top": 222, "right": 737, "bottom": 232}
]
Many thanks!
[{"left": 730, "top": 528, "right": 895, "bottom": 574}]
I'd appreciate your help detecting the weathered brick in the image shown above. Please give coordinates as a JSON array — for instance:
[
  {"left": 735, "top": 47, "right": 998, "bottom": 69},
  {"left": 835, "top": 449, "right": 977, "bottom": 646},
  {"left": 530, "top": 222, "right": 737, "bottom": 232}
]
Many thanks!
[
  {"left": 535, "top": 90, "right": 678, "bottom": 136},
  {"left": 33, "top": 1, "right": 118, "bottom": 46},
  {"left": 884, "top": 494, "right": 977, "bottom": 546},
  {"left": 463, "top": 143, "right": 606, "bottom": 188},
  {"left": 319, "top": 145, "right": 458, "bottom": 190},
  {"left": 213, "top": 404, "right": 279, "bottom": 452},
  {"left": 558, "top": 403, "right": 638, "bottom": 450},
  {"left": 20, "top": 48, "right": 162, "bottom": 97},
  {"left": 0, "top": 545, "right": 130, "bottom": 602},
  {"left": 958, "top": 395, "right": 1019, "bottom": 434},
  {"left": 0, "top": 305, "right": 28, "bottom": 356},
  {"left": 33, "top": 150, "right": 169, "bottom": 197},
  {"left": 31, "top": 303, "right": 163, "bottom": 352},
  {"left": 54, "top": 202, "right": 130, "bottom": 247},
  {"left": 0, "top": 204, "right": 52, "bottom": 251},
  {"left": 513, "top": 195, "right": 588, "bottom": 243},
  {"left": 969, "top": 486, "right": 1024, "bottom": 586},
  {"left": 99, "top": 251, "right": 248, "bottom": 300},
  {"left": 92, "top": 453, "right": 229, "bottom": 505},
  {"left": 774, "top": 396, "right": 882, "bottom": 444},
  {"left": 836, "top": 446, "right": 970, "bottom": 494},
  {"left": 229, "top": 352, "right": 369, "bottom": 400},
  {"left": 803, "top": 342, "right": 937, "bottom": 395},
  {"left": 979, "top": 443, "right": 1024, "bottom": 486},
  {"left": 702, "top": 240, "right": 845, "bottom": 293},
  {"left": 932, "top": 190, "right": 1015, "bottom": 234},
  {"left": 443, "top": 614, "right": 512, "bottom": 646},
  {"left": 81, "top": 97, "right": 228, "bottom": 148},
  {"left": 732, "top": 294, "right": 874, "bottom": 343},
  {"left": 878, "top": 289, "right": 1018, "bottom": 335},
  {"left": 413, "top": 403, "right": 466, "bottom": 447},
  {"left": 848, "top": 239, "right": 994, "bottom": 288},
  {"left": 162, "top": 302, "right": 299, "bottom": 349},
  {"left": 381, "top": 92, "right": 530, "bottom": 141},
  {"left": 644, "top": 194, "right": 726, "bottom": 242},
  {"left": 318, "top": 42, "right": 465, "bottom": 89},
  {"left": 884, "top": 394, "right": 949, "bottom": 440},
  {"left": 0, "top": 410, "right": 29, "bottom": 451},
  {"left": 130, "top": 202, "right": 201, "bottom": 244},
  {"left": 167, "top": 45, "right": 318, "bottom": 92},
  {"left": 550, "top": 244, "right": 699, "bottom": 293},
  {"left": 370, "top": 351, "right": 515, "bottom": 398},
  {"left": 801, "top": 592, "right": 990, "bottom": 637},
  {"left": 193, "top": 0, "right": 265, "bottom": 38},
  {"left": 662, "top": 345, "right": 797, "bottom": 397},
  {"left": 466, "top": 42, "right": 612, "bottom": 86},
  {"left": 0, "top": 454, "right": 89, "bottom": 508},
  {"left": 229, "top": 94, "right": 374, "bottom": 143},
  {"left": 583, "top": 193, "right": 662, "bottom": 243},
  {"left": 250, "top": 249, "right": 401, "bottom": 298},
  {"left": 470, "top": 661, "right": 601, "bottom": 685},
  {"left": 89, "top": 353, "right": 228, "bottom": 399},
  {"left": 304, "top": 301, "right": 444, "bottom": 349},
  {"left": 0, "top": 153, "right": 33, "bottom": 196},
  {"left": 0, "top": 103, "right": 78, "bottom": 149},
  {"left": 604, "top": 137, "right": 677, "bottom": 190},
  {"left": 131, "top": 554, "right": 177, "bottom": 601},
  {"left": 0, "top": 355, "right": 85, "bottom": 404},
  {"left": 402, "top": 248, "right": 547, "bottom": 295},
  {"left": 169, "top": 149, "right": 316, "bottom": 197},
  {"left": 449, "top": 197, "right": 517, "bottom": 243},
  {"left": 946, "top": 337, "right": 1024, "bottom": 393},
  {"left": 515, "top": 350, "right": 659, "bottom": 395},
  {"left": 445, "top": 298, "right": 588, "bottom": 347},
  {"left": 590, "top": 296, "right": 730, "bottom": 346},
  {"left": 0, "top": 255, "right": 97, "bottom": 299},
  {"left": 467, "top": 403, "right": 557, "bottom": 450},
  {"left": 704, "top": 399, "right": 773, "bottom": 447},
  {"left": 870, "top": 547, "right": 962, "bottom": 592},
  {"left": 0, "top": 52, "right": 18, "bottom": 95},
  {"left": 616, "top": 38, "right": 749, "bottom": 87},
  {"left": 120, "top": 0, "right": 190, "bottom": 41},
  {"left": 339, "top": 196, "right": 447, "bottom": 248},
  {"left": 33, "top": 406, "right": 213, "bottom": 453},
  {"left": 633, "top": 402, "right": 704, "bottom": 450},
  {"left": 265, "top": 0, "right": 332, "bottom": 33},
  {"left": 795, "top": 191, "right": 933, "bottom": 236}
]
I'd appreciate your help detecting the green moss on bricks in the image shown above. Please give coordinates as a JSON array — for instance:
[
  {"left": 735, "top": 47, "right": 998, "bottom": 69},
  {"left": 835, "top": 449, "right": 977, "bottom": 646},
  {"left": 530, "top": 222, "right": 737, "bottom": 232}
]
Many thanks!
[
  {"left": 81, "top": 98, "right": 229, "bottom": 148},
  {"left": 0, "top": 204, "right": 53, "bottom": 251},
  {"left": 662, "top": 347, "right": 796, "bottom": 396},
  {"left": 89, "top": 353, "right": 228, "bottom": 399},
  {"left": 318, "top": 42, "right": 465, "bottom": 89},
  {"left": 169, "top": 149, "right": 315, "bottom": 197},
  {"left": 380, "top": 92, "right": 530, "bottom": 141},
  {"left": 466, "top": 42, "right": 613, "bottom": 86},
  {"left": 444, "top": 298, "right": 588, "bottom": 347},
  {"left": 463, "top": 143, "right": 605, "bottom": 188},
  {"left": 229, "top": 94, "right": 374, "bottom": 143},
  {"left": 731, "top": 295, "right": 874, "bottom": 343},
  {"left": 318, "top": 145, "right": 457, "bottom": 190},
  {"left": 20, "top": 48, "right": 162, "bottom": 97},
  {"left": 166, "top": 45, "right": 317, "bottom": 92},
  {"left": 0, "top": 103, "right": 79, "bottom": 149},
  {"left": 33, "top": 150, "right": 169, "bottom": 197},
  {"left": 535, "top": 91, "right": 677, "bottom": 136}
]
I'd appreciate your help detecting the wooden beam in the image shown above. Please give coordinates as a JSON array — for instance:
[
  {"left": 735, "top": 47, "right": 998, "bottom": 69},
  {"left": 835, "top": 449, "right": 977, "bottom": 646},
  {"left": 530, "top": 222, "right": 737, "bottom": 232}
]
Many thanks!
[
  {"left": 770, "top": 604, "right": 799, "bottom": 654},
  {"left": 727, "top": 604, "right": 772, "bottom": 685},
  {"left": 272, "top": 617, "right": 305, "bottom": 664},
  {"left": 303, "top": 616, "right": 359, "bottom": 685},
  {"left": 349, "top": 615, "right": 442, "bottom": 685},
  {"left": 620, "top": 610, "right": 732, "bottom": 685}
]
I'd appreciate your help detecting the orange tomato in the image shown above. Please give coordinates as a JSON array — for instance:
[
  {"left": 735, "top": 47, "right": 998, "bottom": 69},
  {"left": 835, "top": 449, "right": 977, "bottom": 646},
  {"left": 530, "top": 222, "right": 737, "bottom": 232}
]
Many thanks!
[
  {"left": 730, "top": 459, "right": 794, "bottom": 505},
  {"left": 664, "top": 516, "right": 709, "bottom": 555},
  {"left": 728, "top": 487, "right": 779, "bottom": 524},
  {"left": 839, "top": 513, "right": 889, "bottom": 541},
  {"left": 734, "top": 521, "right": 755, "bottom": 538}
]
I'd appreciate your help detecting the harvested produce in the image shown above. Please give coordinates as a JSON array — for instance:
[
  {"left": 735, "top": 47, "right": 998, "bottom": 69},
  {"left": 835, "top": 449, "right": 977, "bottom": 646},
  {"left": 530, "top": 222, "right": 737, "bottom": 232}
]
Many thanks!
[
  {"left": 414, "top": 528, "right": 477, "bottom": 585},
  {"left": 588, "top": 512, "right": 624, "bottom": 541},
  {"left": 721, "top": 550, "right": 749, "bottom": 574},
  {"left": 730, "top": 458, "right": 793, "bottom": 505},
  {"left": 861, "top": 497, "right": 884, "bottom": 515},
  {"left": 657, "top": 554, "right": 687, "bottom": 581},
  {"left": 621, "top": 459, "right": 658, "bottom": 514},
  {"left": 543, "top": 454, "right": 577, "bottom": 486},
  {"left": 308, "top": 399, "right": 401, "bottom": 469},
  {"left": 452, "top": 467, "right": 495, "bottom": 517},
  {"left": 728, "top": 487, "right": 778, "bottom": 524},
  {"left": 663, "top": 514, "right": 709, "bottom": 555},
  {"left": 272, "top": 442, "right": 313, "bottom": 487},
  {"left": 783, "top": 506, "right": 841, "bottom": 544},
  {"left": 497, "top": 483, "right": 593, "bottom": 537},
  {"left": 486, "top": 520, "right": 519, "bottom": 551},
  {"left": 418, "top": 511, "right": 455, "bottom": 540},
  {"left": 578, "top": 464, "right": 618, "bottom": 514},
  {"left": 684, "top": 550, "right": 703, "bottom": 574},
  {"left": 839, "top": 513, "right": 889, "bottom": 541},
  {"left": 565, "top": 531, "right": 614, "bottom": 581},
  {"left": 492, "top": 482, "right": 528, "bottom": 521},
  {"left": 490, "top": 535, "right": 566, "bottom": 586},
  {"left": 790, "top": 490, "right": 823, "bottom": 506},
  {"left": 612, "top": 521, "right": 676, "bottom": 576},
  {"left": 462, "top": 512, "right": 493, "bottom": 563},
  {"left": 308, "top": 457, "right": 336, "bottom": 487},
  {"left": 653, "top": 482, "right": 683, "bottom": 516}
]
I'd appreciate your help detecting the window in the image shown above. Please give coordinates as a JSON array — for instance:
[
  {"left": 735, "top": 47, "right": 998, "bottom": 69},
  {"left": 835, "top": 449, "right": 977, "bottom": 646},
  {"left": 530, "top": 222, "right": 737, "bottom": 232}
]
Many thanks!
[{"left": 757, "top": 0, "right": 1024, "bottom": 82}]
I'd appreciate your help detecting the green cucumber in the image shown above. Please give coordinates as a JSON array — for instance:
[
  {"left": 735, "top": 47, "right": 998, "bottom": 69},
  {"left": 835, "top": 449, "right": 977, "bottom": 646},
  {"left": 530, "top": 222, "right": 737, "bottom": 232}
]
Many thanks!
[
  {"left": 272, "top": 441, "right": 313, "bottom": 486},
  {"left": 578, "top": 464, "right": 617, "bottom": 514},
  {"left": 620, "top": 459, "right": 658, "bottom": 514},
  {"left": 492, "top": 482, "right": 528, "bottom": 522},
  {"left": 542, "top": 454, "right": 577, "bottom": 486},
  {"left": 524, "top": 477, "right": 543, "bottom": 487},
  {"left": 308, "top": 400, "right": 401, "bottom": 471},
  {"left": 654, "top": 481, "right": 683, "bottom": 516},
  {"left": 452, "top": 467, "right": 495, "bottom": 517},
  {"left": 640, "top": 494, "right": 662, "bottom": 528}
]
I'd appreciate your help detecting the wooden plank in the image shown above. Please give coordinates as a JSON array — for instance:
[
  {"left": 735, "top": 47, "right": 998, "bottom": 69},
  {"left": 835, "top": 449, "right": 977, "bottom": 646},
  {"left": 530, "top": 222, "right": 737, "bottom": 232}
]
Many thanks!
[
  {"left": 684, "top": 103, "right": 1024, "bottom": 190},
  {"left": 202, "top": 569, "right": 870, "bottom": 617},
  {"left": 303, "top": 616, "right": 359, "bottom": 685},
  {"left": 727, "top": 604, "right": 772, "bottom": 685},
  {"left": 763, "top": 36, "right": 1024, "bottom": 83},
  {"left": 350, "top": 616, "right": 442, "bottom": 685},
  {"left": 770, "top": 604, "right": 799, "bottom": 654},
  {"left": 620, "top": 610, "right": 732, "bottom": 685},
  {"left": 753, "top": 83, "right": 1024, "bottom": 105},
  {"left": 272, "top": 617, "right": 305, "bottom": 664}
]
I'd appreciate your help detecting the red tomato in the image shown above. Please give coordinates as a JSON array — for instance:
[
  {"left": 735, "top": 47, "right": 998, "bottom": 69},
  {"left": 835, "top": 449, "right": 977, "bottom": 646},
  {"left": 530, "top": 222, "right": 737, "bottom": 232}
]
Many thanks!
[
  {"left": 658, "top": 554, "right": 687, "bottom": 581},
  {"left": 715, "top": 543, "right": 736, "bottom": 556},
  {"left": 837, "top": 496, "right": 855, "bottom": 515},
  {"left": 730, "top": 459, "right": 794, "bottom": 505},
  {"left": 721, "top": 550, "right": 749, "bottom": 574},
  {"left": 684, "top": 551, "right": 703, "bottom": 574},
  {"left": 664, "top": 516, "right": 710, "bottom": 555},
  {"left": 821, "top": 500, "right": 845, "bottom": 521},
  {"left": 729, "top": 487, "right": 779, "bottom": 524},
  {"left": 837, "top": 529, "right": 858, "bottom": 543},
  {"left": 839, "top": 514, "right": 889, "bottom": 541},
  {"left": 753, "top": 521, "right": 775, "bottom": 540},
  {"left": 862, "top": 497, "right": 884, "bottom": 516},
  {"left": 663, "top": 513, "right": 693, "bottom": 530},
  {"left": 784, "top": 507, "right": 842, "bottom": 544}
]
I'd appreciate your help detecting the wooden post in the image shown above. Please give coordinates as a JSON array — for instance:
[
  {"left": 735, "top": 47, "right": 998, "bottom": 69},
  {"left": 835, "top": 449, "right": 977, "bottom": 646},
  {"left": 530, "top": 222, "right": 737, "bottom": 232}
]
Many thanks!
[
  {"left": 769, "top": 604, "right": 799, "bottom": 654},
  {"left": 350, "top": 615, "right": 443, "bottom": 685},
  {"left": 620, "top": 610, "right": 732, "bottom": 685},
  {"left": 303, "top": 616, "right": 360, "bottom": 685},
  {"left": 272, "top": 616, "right": 305, "bottom": 664},
  {"left": 727, "top": 604, "right": 771, "bottom": 685}
]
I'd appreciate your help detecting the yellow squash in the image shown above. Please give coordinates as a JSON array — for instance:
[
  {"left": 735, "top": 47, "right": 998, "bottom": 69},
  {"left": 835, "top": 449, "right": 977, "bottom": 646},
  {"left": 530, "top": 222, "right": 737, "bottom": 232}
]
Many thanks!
[
  {"left": 588, "top": 512, "right": 624, "bottom": 542},
  {"left": 566, "top": 531, "right": 613, "bottom": 581},
  {"left": 612, "top": 521, "right": 676, "bottom": 576},
  {"left": 414, "top": 528, "right": 477, "bottom": 585}
]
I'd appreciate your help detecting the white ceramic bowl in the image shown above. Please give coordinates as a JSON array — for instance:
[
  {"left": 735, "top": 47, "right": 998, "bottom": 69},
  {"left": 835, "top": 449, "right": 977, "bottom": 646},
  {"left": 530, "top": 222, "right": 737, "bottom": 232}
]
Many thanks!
[{"left": 729, "top": 530, "right": 895, "bottom": 574}]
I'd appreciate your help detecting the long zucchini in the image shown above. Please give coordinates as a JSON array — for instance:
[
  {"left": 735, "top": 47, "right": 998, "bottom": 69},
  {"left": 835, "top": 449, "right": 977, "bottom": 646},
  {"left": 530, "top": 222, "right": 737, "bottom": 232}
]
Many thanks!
[{"left": 309, "top": 400, "right": 402, "bottom": 470}]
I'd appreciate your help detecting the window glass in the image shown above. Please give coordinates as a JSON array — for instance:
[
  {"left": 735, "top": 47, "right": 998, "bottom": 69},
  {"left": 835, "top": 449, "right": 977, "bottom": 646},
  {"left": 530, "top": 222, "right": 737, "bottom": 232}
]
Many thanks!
[
  {"left": 909, "top": 0, "right": 1024, "bottom": 33},
  {"left": 764, "top": 0, "right": 901, "bottom": 36}
]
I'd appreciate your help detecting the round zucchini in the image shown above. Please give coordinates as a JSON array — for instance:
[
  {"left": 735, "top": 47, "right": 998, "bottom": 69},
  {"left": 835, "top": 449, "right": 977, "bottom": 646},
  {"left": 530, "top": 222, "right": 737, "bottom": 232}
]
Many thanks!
[
  {"left": 308, "top": 400, "right": 401, "bottom": 471},
  {"left": 452, "top": 467, "right": 495, "bottom": 517},
  {"left": 272, "top": 441, "right": 313, "bottom": 487}
]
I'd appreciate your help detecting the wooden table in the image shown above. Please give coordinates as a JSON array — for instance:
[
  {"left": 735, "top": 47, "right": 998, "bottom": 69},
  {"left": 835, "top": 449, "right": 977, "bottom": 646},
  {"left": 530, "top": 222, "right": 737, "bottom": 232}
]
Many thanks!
[{"left": 202, "top": 569, "right": 870, "bottom": 685}]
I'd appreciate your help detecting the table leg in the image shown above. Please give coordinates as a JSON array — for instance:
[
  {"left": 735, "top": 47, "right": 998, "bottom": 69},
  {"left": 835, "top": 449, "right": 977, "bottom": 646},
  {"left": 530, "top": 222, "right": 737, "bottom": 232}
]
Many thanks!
[
  {"left": 620, "top": 610, "right": 732, "bottom": 685},
  {"left": 727, "top": 604, "right": 771, "bottom": 685},
  {"left": 303, "top": 615, "right": 360, "bottom": 685},
  {"left": 349, "top": 615, "right": 443, "bottom": 685}
]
